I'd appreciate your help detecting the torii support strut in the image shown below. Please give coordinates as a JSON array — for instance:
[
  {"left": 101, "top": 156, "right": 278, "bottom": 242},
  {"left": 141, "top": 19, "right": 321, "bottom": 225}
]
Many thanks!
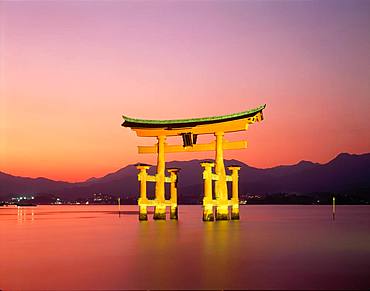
[{"left": 122, "top": 104, "right": 266, "bottom": 221}]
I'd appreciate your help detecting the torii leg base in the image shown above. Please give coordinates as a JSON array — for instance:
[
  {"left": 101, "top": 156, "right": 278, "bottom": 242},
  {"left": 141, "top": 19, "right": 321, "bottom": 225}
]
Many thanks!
[
  {"left": 216, "top": 205, "right": 229, "bottom": 220},
  {"left": 231, "top": 205, "right": 240, "bottom": 220},
  {"left": 203, "top": 204, "right": 214, "bottom": 221},
  {"left": 139, "top": 205, "right": 148, "bottom": 221},
  {"left": 170, "top": 205, "right": 178, "bottom": 220},
  {"left": 153, "top": 204, "right": 166, "bottom": 220}
]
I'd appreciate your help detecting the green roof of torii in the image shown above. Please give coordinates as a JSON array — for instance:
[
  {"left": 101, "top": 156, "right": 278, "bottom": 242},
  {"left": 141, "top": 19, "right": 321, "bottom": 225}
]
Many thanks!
[{"left": 122, "top": 104, "right": 266, "bottom": 129}]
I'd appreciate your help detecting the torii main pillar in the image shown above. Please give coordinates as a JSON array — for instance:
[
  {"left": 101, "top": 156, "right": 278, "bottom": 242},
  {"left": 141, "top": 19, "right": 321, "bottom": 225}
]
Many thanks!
[
  {"left": 214, "top": 131, "right": 228, "bottom": 220},
  {"left": 122, "top": 104, "right": 266, "bottom": 221},
  {"left": 153, "top": 135, "right": 166, "bottom": 219}
]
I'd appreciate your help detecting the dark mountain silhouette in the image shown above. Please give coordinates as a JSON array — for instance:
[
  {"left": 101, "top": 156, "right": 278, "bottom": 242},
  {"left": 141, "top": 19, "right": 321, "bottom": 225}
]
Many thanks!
[
  {"left": 0, "top": 172, "right": 73, "bottom": 197},
  {"left": 0, "top": 152, "right": 369, "bottom": 201}
]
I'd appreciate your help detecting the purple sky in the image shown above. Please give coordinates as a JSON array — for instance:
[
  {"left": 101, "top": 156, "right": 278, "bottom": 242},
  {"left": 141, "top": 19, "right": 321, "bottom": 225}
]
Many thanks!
[{"left": 1, "top": 0, "right": 369, "bottom": 181}]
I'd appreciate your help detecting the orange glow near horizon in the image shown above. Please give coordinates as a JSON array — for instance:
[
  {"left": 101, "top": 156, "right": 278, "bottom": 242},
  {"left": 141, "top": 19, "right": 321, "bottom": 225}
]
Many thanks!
[{"left": 1, "top": 1, "right": 370, "bottom": 182}]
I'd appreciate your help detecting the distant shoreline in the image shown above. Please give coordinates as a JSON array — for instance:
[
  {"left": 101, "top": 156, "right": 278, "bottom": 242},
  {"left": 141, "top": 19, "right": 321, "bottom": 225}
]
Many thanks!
[{"left": 2, "top": 202, "right": 369, "bottom": 206}]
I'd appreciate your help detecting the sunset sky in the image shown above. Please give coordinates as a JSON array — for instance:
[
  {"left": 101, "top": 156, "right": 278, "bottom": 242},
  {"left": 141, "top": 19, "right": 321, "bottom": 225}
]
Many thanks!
[{"left": 1, "top": 1, "right": 369, "bottom": 182}]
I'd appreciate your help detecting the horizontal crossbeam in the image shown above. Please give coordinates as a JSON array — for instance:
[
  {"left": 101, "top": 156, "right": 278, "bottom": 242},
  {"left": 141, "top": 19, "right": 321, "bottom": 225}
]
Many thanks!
[
  {"left": 139, "top": 199, "right": 178, "bottom": 206},
  {"left": 138, "top": 175, "right": 175, "bottom": 183},
  {"left": 138, "top": 140, "right": 247, "bottom": 154}
]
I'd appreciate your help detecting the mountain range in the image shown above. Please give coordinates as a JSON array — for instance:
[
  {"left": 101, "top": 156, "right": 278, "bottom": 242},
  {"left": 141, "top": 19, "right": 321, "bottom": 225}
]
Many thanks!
[{"left": 1, "top": 152, "right": 369, "bottom": 202}]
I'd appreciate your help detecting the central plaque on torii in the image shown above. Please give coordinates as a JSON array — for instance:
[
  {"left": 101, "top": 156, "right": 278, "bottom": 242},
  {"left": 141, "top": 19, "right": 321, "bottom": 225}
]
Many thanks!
[{"left": 122, "top": 104, "right": 266, "bottom": 221}]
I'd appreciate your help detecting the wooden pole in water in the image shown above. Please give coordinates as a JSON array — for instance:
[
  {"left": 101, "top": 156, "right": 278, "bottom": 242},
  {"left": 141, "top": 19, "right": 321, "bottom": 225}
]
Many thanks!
[
  {"left": 332, "top": 196, "right": 335, "bottom": 220},
  {"left": 118, "top": 197, "right": 121, "bottom": 217}
]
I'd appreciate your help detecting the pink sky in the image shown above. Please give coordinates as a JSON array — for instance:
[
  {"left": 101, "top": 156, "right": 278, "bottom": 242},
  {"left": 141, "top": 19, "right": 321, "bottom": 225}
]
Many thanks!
[{"left": 1, "top": 1, "right": 369, "bottom": 182}]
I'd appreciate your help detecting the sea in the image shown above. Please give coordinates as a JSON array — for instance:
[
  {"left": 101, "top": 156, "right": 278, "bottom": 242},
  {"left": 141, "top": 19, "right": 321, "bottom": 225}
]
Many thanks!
[{"left": 0, "top": 205, "right": 369, "bottom": 290}]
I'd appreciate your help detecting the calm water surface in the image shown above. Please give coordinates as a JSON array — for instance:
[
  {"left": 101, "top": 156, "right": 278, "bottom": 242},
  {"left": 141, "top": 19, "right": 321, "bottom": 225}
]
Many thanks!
[{"left": 0, "top": 205, "right": 369, "bottom": 290}]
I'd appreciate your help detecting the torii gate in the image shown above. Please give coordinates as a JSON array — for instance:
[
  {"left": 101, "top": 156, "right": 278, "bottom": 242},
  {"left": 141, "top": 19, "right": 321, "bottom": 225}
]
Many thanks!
[{"left": 122, "top": 104, "right": 266, "bottom": 221}]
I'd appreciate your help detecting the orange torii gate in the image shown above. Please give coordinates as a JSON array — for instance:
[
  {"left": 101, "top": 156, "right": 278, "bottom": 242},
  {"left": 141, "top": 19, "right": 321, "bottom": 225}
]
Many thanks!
[{"left": 122, "top": 104, "right": 266, "bottom": 221}]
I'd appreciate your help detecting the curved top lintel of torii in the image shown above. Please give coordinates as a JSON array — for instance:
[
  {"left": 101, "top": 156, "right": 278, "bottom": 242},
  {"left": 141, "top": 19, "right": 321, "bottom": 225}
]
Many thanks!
[{"left": 122, "top": 104, "right": 266, "bottom": 137}]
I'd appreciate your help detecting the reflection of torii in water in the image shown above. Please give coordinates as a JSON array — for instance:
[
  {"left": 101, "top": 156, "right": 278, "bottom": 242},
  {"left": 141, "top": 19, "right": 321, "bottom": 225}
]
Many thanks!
[{"left": 121, "top": 104, "right": 266, "bottom": 221}]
